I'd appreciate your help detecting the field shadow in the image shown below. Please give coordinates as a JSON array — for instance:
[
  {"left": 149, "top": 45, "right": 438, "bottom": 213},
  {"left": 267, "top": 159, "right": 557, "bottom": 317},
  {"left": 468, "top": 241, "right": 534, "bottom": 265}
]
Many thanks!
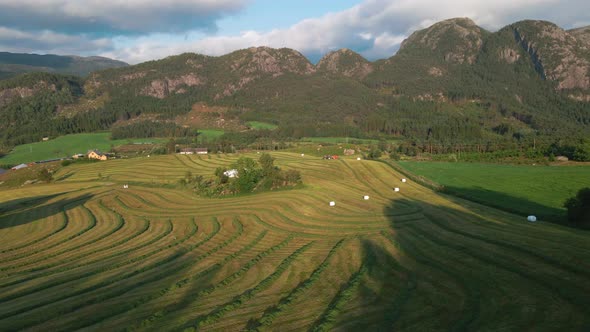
[
  {"left": 379, "top": 197, "right": 590, "bottom": 331},
  {"left": 55, "top": 171, "right": 75, "bottom": 182},
  {"left": 441, "top": 185, "right": 565, "bottom": 223},
  {"left": 0, "top": 193, "right": 93, "bottom": 230},
  {"left": 337, "top": 239, "right": 415, "bottom": 332}
]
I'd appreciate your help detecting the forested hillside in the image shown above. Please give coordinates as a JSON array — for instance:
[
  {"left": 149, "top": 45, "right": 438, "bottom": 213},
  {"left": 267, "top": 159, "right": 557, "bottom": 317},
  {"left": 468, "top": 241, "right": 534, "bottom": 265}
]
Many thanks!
[
  {"left": 0, "top": 18, "right": 589, "bottom": 154},
  {"left": 0, "top": 52, "right": 128, "bottom": 80}
]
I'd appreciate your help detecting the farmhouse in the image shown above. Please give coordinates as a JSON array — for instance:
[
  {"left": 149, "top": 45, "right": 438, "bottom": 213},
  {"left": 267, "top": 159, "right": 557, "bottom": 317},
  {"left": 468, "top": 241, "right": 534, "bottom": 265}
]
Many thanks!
[
  {"left": 343, "top": 149, "right": 355, "bottom": 156},
  {"left": 11, "top": 163, "right": 28, "bottom": 170},
  {"left": 87, "top": 150, "right": 108, "bottom": 161},
  {"left": 11, "top": 164, "right": 29, "bottom": 171},
  {"left": 72, "top": 153, "right": 85, "bottom": 159},
  {"left": 224, "top": 169, "right": 239, "bottom": 178},
  {"left": 179, "top": 148, "right": 208, "bottom": 155}
]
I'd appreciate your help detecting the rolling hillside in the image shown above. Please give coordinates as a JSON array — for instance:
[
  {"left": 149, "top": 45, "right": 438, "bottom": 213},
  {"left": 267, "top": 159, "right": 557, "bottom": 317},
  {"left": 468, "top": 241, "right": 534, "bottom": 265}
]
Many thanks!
[
  {"left": 0, "top": 52, "right": 128, "bottom": 80},
  {"left": 0, "top": 153, "right": 588, "bottom": 330}
]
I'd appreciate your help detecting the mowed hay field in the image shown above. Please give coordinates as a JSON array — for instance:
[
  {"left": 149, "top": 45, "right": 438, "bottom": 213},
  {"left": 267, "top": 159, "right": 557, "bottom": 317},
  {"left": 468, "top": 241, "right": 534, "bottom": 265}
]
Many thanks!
[
  {"left": 0, "top": 153, "right": 589, "bottom": 331},
  {"left": 398, "top": 161, "right": 590, "bottom": 221}
]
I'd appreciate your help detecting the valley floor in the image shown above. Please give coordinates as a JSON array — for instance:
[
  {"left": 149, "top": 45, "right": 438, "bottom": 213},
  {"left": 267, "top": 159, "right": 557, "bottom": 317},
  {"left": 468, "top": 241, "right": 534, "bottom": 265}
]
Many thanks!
[{"left": 0, "top": 153, "right": 588, "bottom": 331}]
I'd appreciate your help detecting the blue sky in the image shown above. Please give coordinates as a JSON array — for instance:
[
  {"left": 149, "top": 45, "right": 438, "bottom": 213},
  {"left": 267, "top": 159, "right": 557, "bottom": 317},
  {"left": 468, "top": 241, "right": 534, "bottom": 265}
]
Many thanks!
[{"left": 0, "top": 0, "right": 588, "bottom": 64}]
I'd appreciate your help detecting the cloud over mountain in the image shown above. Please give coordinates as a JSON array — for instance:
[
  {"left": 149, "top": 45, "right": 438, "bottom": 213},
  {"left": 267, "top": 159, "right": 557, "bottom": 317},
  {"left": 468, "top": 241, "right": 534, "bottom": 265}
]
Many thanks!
[{"left": 0, "top": 0, "right": 588, "bottom": 63}]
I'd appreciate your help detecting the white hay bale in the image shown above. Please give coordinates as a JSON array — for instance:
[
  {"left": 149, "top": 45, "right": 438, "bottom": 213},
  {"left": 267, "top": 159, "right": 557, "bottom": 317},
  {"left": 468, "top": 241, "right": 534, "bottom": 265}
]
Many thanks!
[
  {"left": 401, "top": 178, "right": 407, "bottom": 183},
  {"left": 394, "top": 187, "right": 400, "bottom": 192},
  {"left": 329, "top": 201, "right": 336, "bottom": 206},
  {"left": 363, "top": 195, "right": 370, "bottom": 200},
  {"left": 301, "top": 153, "right": 305, "bottom": 157},
  {"left": 527, "top": 215, "right": 537, "bottom": 222},
  {"left": 357, "top": 157, "right": 361, "bottom": 161}
]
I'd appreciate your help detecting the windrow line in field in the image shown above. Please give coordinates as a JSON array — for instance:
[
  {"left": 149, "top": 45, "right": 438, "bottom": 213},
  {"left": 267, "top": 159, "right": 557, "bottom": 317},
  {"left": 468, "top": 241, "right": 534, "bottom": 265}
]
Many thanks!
[
  {"left": 0, "top": 218, "right": 201, "bottom": 323},
  {"left": 115, "top": 190, "right": 389, "bottom": 229},
  {"left": 338, "top": 160, "right": 390, "bottom": 200},
  {"left": 177, "top": 241, "right": 315, "bottom": 332},
  {"left": 382, "top": 230, "right": 482, "bottom": 332},
  {"left": 0, "top": 218, "right": 153, "bottom": 287},
  {"left": 122, "top": 230, "right": 275, "bottom": 331},
  {"left": 422, "top": 212, "right": 590, "bottom": 280},
  {"left": 1, "top": 203, "right": 128, "bottom": 277},
  {"left": 50, "top": 219, "right": 250, "bottom": 331},
  {"left": 410, "top": 217, "right": 590, "bottom": 310},
  {"left": 309, "top": 261, "right": 368, "bottom": 332},
  {"left": 112, "top": 194, "right": 389, "bottom": 234},
  {"left": 371, "top": 237, "right": 417, "bottom": 328},
  {"left": 0, "top": 203, "right": 68, "bottom": 254},
  {"left": 0, "top": 203, "right": 99, "bottom": 267},
  {"left": 351, "top": 160, "right": 399, "bottom": 197},
  {"left": 0, "top": 202, "right": 125, "bottom": 273},
  {"left": 174, "top": 155, "right": 204, "bottom": 171},
  {"left": 246, "top": 239, "right": 346, "bottom": 331}
]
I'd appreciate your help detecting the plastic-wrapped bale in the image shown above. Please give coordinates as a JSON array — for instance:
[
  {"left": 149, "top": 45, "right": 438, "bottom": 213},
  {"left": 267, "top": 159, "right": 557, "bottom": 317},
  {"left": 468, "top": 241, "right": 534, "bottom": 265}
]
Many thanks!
[
  {"left": 394, "top": 187, "right": 400, "bottom": 192},
  {"left": 527, "top": 215, "right": 537, "bottom": 222},
  {"left": 329, "top": 201, "right": 336, "bottom": 206},
  {"left": 402, "top": 178, "right": 407, "bottom": 183},
  {"left": 363, "top": 196, "right": 369, "bottom": 200},
  {"left": 357, "top": 157, "right": 361, "bottom": 161}
]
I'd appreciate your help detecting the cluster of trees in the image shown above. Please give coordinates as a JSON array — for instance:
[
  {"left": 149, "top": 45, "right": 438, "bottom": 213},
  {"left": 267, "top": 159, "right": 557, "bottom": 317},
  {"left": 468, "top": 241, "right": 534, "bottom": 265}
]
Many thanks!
[
  {"left": 180, "top": 154, "right": 302, "bottom": 196},
  {"left": 392, "top": 138, "right": 590, "bottom": 162},
  {"left": 111, "top": 121, "right": 199, "bottom": 139},
  {"left": 564, "top": 188, "right": 590, "bottom": 228}
]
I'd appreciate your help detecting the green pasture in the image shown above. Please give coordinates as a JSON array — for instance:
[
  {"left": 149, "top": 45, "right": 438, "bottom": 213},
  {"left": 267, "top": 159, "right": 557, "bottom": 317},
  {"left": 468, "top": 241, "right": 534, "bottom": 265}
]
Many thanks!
[
  {"left": 246, "top": 121, "right": 278, "bottom": 130},
  {"left": 0, "top": 133, "right": 166, "bottom": 165},
  {"left": 397, "top": 161, "right": 590, "bottom": 221},
  {"left": 196, "top": 129, "right": 225, "bottom": 143},
  {"left": 301, "top": 137, "right": 380, "bottom": 144}
]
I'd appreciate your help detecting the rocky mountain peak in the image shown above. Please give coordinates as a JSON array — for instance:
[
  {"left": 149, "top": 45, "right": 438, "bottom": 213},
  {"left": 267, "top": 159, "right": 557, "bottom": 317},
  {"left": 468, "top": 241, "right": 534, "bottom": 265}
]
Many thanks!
[
  {"left": 511, "top": 20, "right": 590, "bottom": 91},
  {"left": 398, "top": 17, "right": 485, "bottom": 64},
  {"left": 229, "top": 47, "right": 316, "bottom": 76},
  {"left": 568, "top": 25, "right": 590, "bottom": 48},
  {"left": 316, "top": 48, "right": 373, "bottom": 79}
]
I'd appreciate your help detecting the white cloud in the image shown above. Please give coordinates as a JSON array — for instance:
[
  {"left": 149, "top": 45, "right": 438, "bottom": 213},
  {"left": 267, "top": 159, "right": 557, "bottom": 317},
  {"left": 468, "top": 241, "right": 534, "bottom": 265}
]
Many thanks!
[
  {"left": 105, "top": 0, "right": 590, "bottom": 64},
  {"left": 2, "top": 0, "right": 590, "bottom": 64},
  {"left": 0, "top": 0, "right": 248, "bottom": 34},
  {"left": 0, "top": 27, "right": 112, "bottom": 55}
]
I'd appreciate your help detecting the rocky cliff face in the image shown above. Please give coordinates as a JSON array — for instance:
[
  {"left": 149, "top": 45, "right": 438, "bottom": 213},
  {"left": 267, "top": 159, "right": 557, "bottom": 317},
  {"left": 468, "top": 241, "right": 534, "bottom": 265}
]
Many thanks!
[
  {"left": 141, "top": 74, "right": 204, "bottom": 99},
  {"left": 511, "top": 20, "right": 590, "bottom": 91},
  {"left": 317, "top": 48, "right": 373, "bottom": 79},
  {"left": 0, "top": 81, "right": 56, "bottom": 107},
  {"left": 398, "top": 17, "right": 486, "bottom": 64},
  {"left": 227, "top": 47, "right": 316, "bottom": 76},
  {"left": 569, "top": 26, "right": 590, "bottom": 48}
]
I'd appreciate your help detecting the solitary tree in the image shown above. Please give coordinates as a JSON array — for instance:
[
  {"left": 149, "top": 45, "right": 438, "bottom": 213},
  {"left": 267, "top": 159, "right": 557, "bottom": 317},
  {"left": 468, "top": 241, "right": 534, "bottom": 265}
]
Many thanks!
[
  {"left": 37, "top": 168, "right": 53, "bottom": 183},
  {"left": 564, "top": 187, "right": 590, "bottom": 227}
]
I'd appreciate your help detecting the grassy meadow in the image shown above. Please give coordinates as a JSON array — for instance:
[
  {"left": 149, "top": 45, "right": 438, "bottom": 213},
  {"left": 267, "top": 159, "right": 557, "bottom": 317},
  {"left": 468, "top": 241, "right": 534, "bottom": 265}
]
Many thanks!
[
  {"left": 0, "top": 153, "right": 588, "bottom": 331},
  {"left": 0, "top": 133, "right": 166, "bottom": 165},
  {"left": 196, "top": 129, "right": 225, "bottom": 142},
  {"left": 397, "top": 161, "right": 590, "bottom": 221},
  {"left": 246, "top": 121, "right": 278, "bottom": 130}
]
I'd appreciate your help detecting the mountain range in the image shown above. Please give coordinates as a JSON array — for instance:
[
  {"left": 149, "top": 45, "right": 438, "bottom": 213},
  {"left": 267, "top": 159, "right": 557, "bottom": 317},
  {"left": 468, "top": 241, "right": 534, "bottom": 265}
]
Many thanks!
[
  {"left": 0, "top": 18, "right": 589, "bottom": 150},
  {"left": 0, "top": 52, "right": 128, "bottom": 80}
]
